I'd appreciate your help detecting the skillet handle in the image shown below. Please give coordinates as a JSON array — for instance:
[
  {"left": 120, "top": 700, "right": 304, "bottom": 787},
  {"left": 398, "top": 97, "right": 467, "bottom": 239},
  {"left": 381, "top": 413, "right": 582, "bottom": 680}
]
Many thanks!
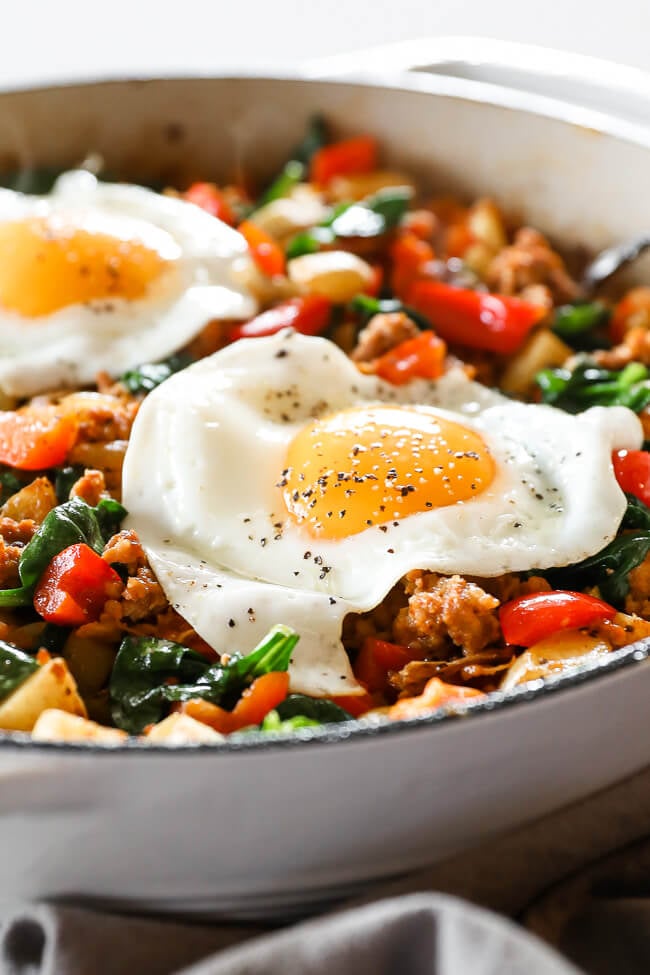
[{"left": 303, "top": 36, "right": 650, "bottom": 130}]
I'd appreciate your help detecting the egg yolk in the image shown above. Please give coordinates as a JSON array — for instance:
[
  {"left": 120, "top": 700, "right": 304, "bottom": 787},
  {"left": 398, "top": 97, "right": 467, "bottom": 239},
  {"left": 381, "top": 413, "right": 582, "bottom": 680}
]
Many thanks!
[
  {"left": 0, "top": 217, "right": 170, "bottom": 317},
  {"left": 281, "top": 405, "right": 495, "bottom": 539}
]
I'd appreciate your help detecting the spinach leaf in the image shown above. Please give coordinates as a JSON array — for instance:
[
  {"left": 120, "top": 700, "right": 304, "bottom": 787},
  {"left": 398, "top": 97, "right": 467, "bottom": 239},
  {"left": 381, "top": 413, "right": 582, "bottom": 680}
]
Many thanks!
[
  {"left": 536, "top": 361, "right": 650, "bottom": 414},
  {"left": 110, "top": 635, "right": 209, "bottom": 734},
  {"left": 0, "top": 642, "right": 38, "bottom": 702},
  {"left": 275, "top": 693, "right": 353, "bottom": 723},
  {"left": 349, "top": 294, "right": 433, "bottom": 331},
  {"left": 256, "top": 159, "right": 305, "bottom": 209},
  {"left": 0, "top": 497, "right": 127, "bottom": 608},
  {"left": 286, "top": 188, "right": 412, "bottom": 261},
  {"left": 291, "top": 114, "right": 329, "bottom": 166},
  {"left": 110, "top": 625, "right": 299, "bottom": 734},
  {"left": 120, "top": 353, "right": 192, "bottom": 395},
  {"left": 259, "top": 710, "right": 320, "bottom": 732},
  {"left": 0, "top": 470, "right": 24, "bottom": 504},
  {"left": 622, "top": 494, "right": 650, "bottom": 530},
  {"left": 40, "top": 623, "right": 70, "bottom": 656},
  {"left": 53, "top": 465, "right": 84, "bottom": 503},
  {"left": 94, "top": 498, "right": 128, "bottom": 541},
  {"left": 543, "top": 530, "right": 650, "bottom": 606}
]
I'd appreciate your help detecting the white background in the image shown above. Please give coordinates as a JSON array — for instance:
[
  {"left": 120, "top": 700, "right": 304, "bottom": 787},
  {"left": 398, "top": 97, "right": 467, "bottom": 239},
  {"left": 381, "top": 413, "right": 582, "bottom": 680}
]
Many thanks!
[{"left": 0, "top": 0, "right": 648, "bottom": 86}]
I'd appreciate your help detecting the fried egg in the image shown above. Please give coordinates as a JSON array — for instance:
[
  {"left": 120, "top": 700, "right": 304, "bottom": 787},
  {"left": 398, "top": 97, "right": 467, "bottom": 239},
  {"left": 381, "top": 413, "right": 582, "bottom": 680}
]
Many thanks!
[
  {"left": 122, "top": 330, "right": 642, "bottom": 696},
  {"left": 0, "top": 171, "right": 257, "bottom": 397}
]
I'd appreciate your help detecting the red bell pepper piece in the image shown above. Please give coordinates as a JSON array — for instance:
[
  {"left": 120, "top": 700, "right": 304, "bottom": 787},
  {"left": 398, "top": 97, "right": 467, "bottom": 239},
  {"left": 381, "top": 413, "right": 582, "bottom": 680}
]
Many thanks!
[
  {"left": 229, "top": 295, "right": 332, "bottom": 341},
  {"left": 0, "top": 407, "right": 78, "bottom": 471},
  {"left": 311, "top": 136, "right": 378, "bottom": 186},
  {"left": 374, "top": 331, "right": 447, "bottom": 385},
  {"left": 354, "top": 637, "right": 419, "bottom": 693},
  {"left": 499, "top": 591, "right": 617, "bottom": 648},
  {"left": 33, "top": 543, "right": 123, "bottom": 627},
  {"left": 406, "top": 280, "right": 547, "bottom": 354},
  {"left": 390, "top": 232, "right": 435, "bottom": 298},
  {"left": 613, "top": 449, "right": 650, "bottom": 507},
  {"left": 183, "top": 182, "right": 236, "bottom": 226},
  {"left": 387, "top": 677, "right": 485, "bottom": 721},
  {"left": 238, "top": 220, "right": 286, "bottom": 277},
  {"left": 330, "top": 691, "right": 376, "bottom": 718},
  {"left": 183, "top": 671, "right": 290, "bottom": 734}
]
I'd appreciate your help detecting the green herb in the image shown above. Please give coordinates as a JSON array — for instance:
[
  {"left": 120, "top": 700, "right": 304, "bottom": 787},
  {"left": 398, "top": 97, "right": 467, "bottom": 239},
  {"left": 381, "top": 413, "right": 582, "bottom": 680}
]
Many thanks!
[
  {"left": 286, "top": 226, "right": 335, "bottom": 260},
  {"left": 286, "top": 188, "right": 412, "bottom": 261},
  {"left": 0, "top": 642, "right": 38, "bottom": 702},
  {"left": 0, "top": 497, "right": 127, "bottom": 608},
  {"left": 0, "top": 470, "right": 24, "bottom": 505},
  {"left": 364, "top": 186, "right": 413, "bottom": 229},
  {"left": 275, "top": 693, "right": 353, "bottom": 723},
  {"left": 329, "top": 188, "right": 412, "bottom": 238},
  {"left": 553, "top": 301, "right": 610, "bottom": 339},
  {"left": 256, "top": 159, "right": 305, "bottom": 208},
  {"left": 543, "top": 530, "right": 650, "bottom": 606},
  {"left": 120, "top": 353, "right": 192, "bottom": 395},
  {"left": 349, "top": 294, "right": 432, "bottom": 331},
  {"left": 110, "top": 625, "right": 299, "bottom": 734},
  {"left": 536, "top": 361, "right": 650, "bottom": 414},
  {"left": 53, "top": 465, "right": 84, "bottom": 503},
  {"left": 291, "top": 114, "right": 329, "bottom": 166},
  {"left": 258, "top": 711, "right": 320, "bottom": 732}
]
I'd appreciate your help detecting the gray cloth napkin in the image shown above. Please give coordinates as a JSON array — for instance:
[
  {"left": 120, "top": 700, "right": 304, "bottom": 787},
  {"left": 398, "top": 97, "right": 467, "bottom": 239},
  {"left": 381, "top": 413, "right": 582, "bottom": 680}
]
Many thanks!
[
  {"left": 6, "top": 762, "right": 650, "bottom": 975},
  {"left": 0, "top": 895, "right": 580, "bottom": 975}
]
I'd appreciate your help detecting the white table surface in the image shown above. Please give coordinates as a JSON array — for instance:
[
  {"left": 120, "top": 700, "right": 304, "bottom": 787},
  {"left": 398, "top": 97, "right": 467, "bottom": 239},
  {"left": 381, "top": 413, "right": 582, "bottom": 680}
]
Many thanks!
[{"left": 1, "top": 0, "right": 649, "bottom": 88}]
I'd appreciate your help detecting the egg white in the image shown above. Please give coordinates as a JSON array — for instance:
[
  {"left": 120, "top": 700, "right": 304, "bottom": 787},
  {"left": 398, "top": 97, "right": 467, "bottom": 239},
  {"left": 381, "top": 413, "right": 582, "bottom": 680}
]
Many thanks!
[
  {"left": 0, "top": 171, "right": 257, "bottom": 397},
  {"left": 122, "top": 330, "right": 642, "bottom": 696}
]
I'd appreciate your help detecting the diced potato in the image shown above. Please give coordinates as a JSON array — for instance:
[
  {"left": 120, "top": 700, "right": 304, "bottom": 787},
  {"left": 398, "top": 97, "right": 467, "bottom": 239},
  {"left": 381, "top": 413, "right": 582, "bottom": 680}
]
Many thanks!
[
  {"left": 230, "top": 256, "right": 298, "bottom": 307},
  {"left": 288, "top": 251, "right": 374, "bottom": 303},
  {"left": 499, "top": 329, "right": 572, "bottom": 397},
  {"left": 250, "top": 186, "right": 328, "bottom": 242},
  {"left": 328, "top": 170, "right": 416, "bottom": 202},
  {"left": 144, "top": 712, "right": 224, "bottom": 744},
  {"left": 0, "top": 658, "right": 87, "bottom": 732},
  {"left": 1, "top": 476, "right": 58, "bottom": 523},
  {"left": 500, "top": 630, "right": 610, "bottom": 691},
  {"left": 32, "top": 709, "right": 127, "bottom": 744},
  {"left": 462, "top": 242, "right": 497, "bottom": 278},
  {"left": 467, "top": 199, "right": 508, "bottom": 251}
]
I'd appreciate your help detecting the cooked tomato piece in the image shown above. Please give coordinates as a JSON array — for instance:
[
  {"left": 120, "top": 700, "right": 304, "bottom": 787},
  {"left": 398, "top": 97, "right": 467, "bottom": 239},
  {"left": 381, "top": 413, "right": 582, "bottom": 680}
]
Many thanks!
[
  {"left": 183, "top": 182, "right": 236, "bottom": 225},
  {"left": 499, "top": 591, "right": 617, "bottom": 647},
  {"left": 238, "top": 220, "right": 286, "bottom": 277},
  {"left": 183, "top": 671, "right": 290, "bottom": 733},
  {"left": 613, "top": 449, "right": 650, "bottom": 507},
  {"left": 406, "top": 280, "right": 547, "bottom": 354},
  {"left": 0, "top": 407, "right": 78, "bottom": 471},
  {"left": 229, "top": 295, "right": 332, "bottom": 341},
  {"left": 374, "top": 331, "right": 447, "bottom": 385},
  {"left": 311, "top": 136, "right": 378, "bottom": 186},
  {"left": 34, "top": 543, "right": 123, "bottom": 627}
]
